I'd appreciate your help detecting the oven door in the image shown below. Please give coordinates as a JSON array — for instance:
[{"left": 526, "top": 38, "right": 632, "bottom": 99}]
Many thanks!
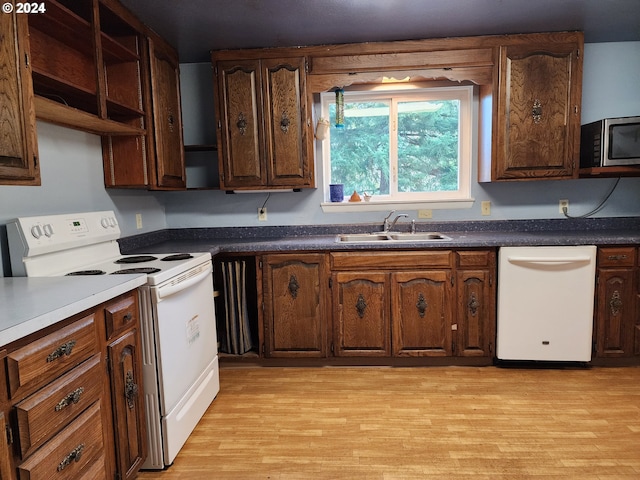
[{"left": 152, "top": 262, "right": 218, "bottom": 415}]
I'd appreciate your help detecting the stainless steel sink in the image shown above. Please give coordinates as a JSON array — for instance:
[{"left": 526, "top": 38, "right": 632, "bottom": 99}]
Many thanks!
[
  {"left": 336, "top": 233, "right": 393, "bottom": 243},
  {"left": 389, "top": 232, "right": 451, "bottom": 241},
  {"left": 336, "top": 232, "right": 451, "bottom": 243}
]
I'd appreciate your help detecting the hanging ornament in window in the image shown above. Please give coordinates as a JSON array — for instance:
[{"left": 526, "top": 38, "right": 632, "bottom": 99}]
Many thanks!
[{"left": 335, "top": 88, "right": 344, "bottom": 128}]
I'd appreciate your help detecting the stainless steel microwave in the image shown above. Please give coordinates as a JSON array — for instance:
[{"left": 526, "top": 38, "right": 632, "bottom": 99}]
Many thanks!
[{"left": 580, "top": 116, "right": 640, "bottom": 168}]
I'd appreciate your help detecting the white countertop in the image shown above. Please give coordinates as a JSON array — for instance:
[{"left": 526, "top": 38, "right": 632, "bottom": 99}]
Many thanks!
[{"left": 0, "top": 275, "right": 147, "bottom": 346}]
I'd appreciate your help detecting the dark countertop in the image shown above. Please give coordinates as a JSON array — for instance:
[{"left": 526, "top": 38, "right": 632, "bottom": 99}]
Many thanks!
[{"left": 120, "top": 217, "right": 640, "bottom": 257}]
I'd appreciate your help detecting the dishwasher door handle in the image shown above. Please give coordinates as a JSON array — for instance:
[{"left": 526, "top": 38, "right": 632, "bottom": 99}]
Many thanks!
[{"left": 507, "top": 256, "right": 593, "bottom": 265}]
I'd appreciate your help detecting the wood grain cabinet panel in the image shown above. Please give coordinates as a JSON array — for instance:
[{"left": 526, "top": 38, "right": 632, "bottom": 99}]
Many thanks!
[
  {"left": 6, "top": 314, "right": 97, "bottom": 400},
  {"left": 595, "top": 267, "right": 635, "bottom": 357},
  {"left": 392, "top": 271, "right": 453, "bottom": 356},
  {"left": 216, "top": 59, "right": 265, "bottom": 188},
  {"left": 15, "top": 355, "right": 102, "bottom": 458},
  {"left": 493, "top": 33, "right": 583, "bottom": 180},
  {"left": 17, "top": 402, "right": 105, "bottom": 480},
  {"left": 456, "top": 269, "right": 495, "bottom": 357},
  {"left": 146, "top": 33, "right": 186, "bottom": 189},
  {"left": 262, "top": 254, "right": 328, "bottom": 357},
  {"left": 213, "top": 55, "right": 314, "bottom": 190},
  {"left": 593, "top": 247, "right": 639, "bottom": 360},
  {"left": 0, "top": 7, "right": 39, "bottom": 186},
  {"left": 332, "top": 272, "right": 390, "bottom": 356},
  {"left": 107, "top": 328, "right": 146, "bottom": 480},
  {"left": 0, "top": 289, "right": 146, "bottom": 480}
]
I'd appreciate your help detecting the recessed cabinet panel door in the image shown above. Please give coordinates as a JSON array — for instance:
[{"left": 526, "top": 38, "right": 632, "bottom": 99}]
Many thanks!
[
  {"left": 596, "top": 269, "right": 634, "bottom": 357},
  {"left": 0, "top": 11, "right": 40, "bottom": 185},
  {"left": 262, "top": 57, "right": 308, "bottom": 186},
  {"left": 264, "top": 255, "right": 327, "bottom": 357},
  {"left": 333, "top": 272, "right": 390, "bottom": 356},
  {"left": 456, "top": 269, "right": 494, "bottom": 357},
  {"left": 108, "top": 329, "right": 147, "bottom": 480},
  {"left": 496, "top": 40, "right": 581, "bottom": 180},
  {"left": 218, "top": 60, "right": 265, "bottom": 188},
  {"left": 392, "top": 271, "right": 452, "bottom": 356},
  {"left": 149, "top": 37, "right": 186, "bottom": 189}
]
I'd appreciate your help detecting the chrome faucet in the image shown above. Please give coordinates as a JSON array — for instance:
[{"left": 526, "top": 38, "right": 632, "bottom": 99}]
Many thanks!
[
  {"left": 383, "top": 211, "right": 409, "bottom": 232},
  {"left": 382, "top": 210, "right": 396, "bottom": 231}
]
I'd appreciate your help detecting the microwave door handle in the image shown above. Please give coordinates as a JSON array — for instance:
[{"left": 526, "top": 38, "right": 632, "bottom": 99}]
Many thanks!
[{"left": 154, "top": 264, "right": 213, "bottom": 302}]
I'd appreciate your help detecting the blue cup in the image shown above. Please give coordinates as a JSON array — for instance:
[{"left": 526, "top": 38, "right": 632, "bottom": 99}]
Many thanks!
[{"left": 329, "top": 184, "right": 344, "bottom": 202}]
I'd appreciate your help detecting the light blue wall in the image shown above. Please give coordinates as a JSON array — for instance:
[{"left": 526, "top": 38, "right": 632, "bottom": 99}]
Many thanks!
[
  {"left": 163, "top": 41, "right": 640, "bottom": 228},
  {"left": 0, "top": 121, "right": 166, "bottom": 275},
  {"left": 0, "top": 121, "right": 167, "bottom": 234}
]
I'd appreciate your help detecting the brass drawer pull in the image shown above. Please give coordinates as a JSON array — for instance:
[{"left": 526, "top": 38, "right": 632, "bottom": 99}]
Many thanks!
[
  {"left": 57, "top": 443, "right": 84, "bottom": 471},
  {"left": 46, "top": 340, "right": 77, "bottom": 362},
  {"left": 55, "top": 387, "right": 85, "bottom": 411},
  {"left": 123, "top": 312, "right": 133, "bottom": 323},
  {"left": 607, "top": 254, "right": 627, "bottom": 261}
]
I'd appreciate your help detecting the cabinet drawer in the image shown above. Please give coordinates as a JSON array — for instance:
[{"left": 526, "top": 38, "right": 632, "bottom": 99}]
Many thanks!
[
  {"left": 331, "top": 251, "right": 452, "bottom": 270},
  {"left": 18, "top": 401, "right": 104, "bottom": 480},
  {"left": 597, "top": 247, "right": 636, "bottom": 267},
  {"left": 104, "top": 293, "right": 138, "bottom": 339},
  {"left": 456, "top": 250, "right": 494, "bottom": 268},
  {"left": 15, "top": 355, "right": 103, "bottom": 458},
  {"left": 6, "top": 314, "right": 98, "bottom": 400}
]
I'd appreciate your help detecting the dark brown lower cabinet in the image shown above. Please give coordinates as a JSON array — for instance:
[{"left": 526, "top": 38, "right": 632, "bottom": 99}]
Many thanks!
[
  {"left": 262, "top": 254, "right": 329, "bottom": 357},
  {"left": 594, "top": 247, "right": 639, "bottom": 360},
  {"left": 260, "top": 250, "right": 496, "bottom": 362},
  {"left": 392, "top": 270, "right": 452, "bottom": 356},
  {"left": 332, "top": 272, "right": 390, "bottom": 356}
]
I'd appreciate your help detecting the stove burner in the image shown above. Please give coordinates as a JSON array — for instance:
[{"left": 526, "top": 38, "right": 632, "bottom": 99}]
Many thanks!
[
  {"left": 115, "top": 255, "right": 158, "bottom": 264},
  {"left": 162, "top": 254, "right": 194, "bottom": 261},
  {"left": 111, "top": 267, "right": 161, "bottom": 275},
  {"left": 65, "top": 270, "right": 106, "bottom": 276}
]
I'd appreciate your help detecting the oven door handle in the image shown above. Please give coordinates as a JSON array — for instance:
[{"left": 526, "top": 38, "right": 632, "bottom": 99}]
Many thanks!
[{"left": 155, "top": 264, "right": 213, "bottom": 301}]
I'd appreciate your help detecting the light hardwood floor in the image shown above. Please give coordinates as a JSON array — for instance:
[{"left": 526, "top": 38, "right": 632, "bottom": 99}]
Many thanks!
[{"left": 137, "top": 365, "right": 640, "bottom": 480}]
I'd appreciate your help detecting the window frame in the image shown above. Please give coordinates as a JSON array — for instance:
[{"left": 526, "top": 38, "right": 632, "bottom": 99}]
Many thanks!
[{"left": 319, "top": 82, "right": 476, "bottom": 212}]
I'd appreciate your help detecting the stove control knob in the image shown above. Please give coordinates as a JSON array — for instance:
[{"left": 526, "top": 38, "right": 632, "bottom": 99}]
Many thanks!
[
  {"left": 101, "top": 217, "right": 110, "bottom": 228},
  {"left": 43, "top": 224, "right": 54, "bottom": 237},
  {"left": 30, "top": 225, "right": 43, "bottom": 239},
  {"left": 109, "top": 217, "right": 118, "bottom": 227}
]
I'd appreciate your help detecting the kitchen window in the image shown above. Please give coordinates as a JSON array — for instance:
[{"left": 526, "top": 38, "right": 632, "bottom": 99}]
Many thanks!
[{"left": 319, "top": 83, "right": 475, "bottom": 211}]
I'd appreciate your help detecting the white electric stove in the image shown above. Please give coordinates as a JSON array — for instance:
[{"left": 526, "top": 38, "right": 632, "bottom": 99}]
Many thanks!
[{"left": 7, "top": 211, "right": 220, "bottom": 470}]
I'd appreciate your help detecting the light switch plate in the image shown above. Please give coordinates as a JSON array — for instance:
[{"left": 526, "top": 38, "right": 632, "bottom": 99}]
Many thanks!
[{"left": 481, "top": 201, "right": 491, "bottom": 216}]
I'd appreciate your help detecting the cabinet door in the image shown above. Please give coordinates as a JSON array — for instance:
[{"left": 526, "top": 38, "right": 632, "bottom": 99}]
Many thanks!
[
  {"left": 107, "top": 329, "right": 146, "bottom": 480},
  {"left": 391, "top": 271, "right": 452, "bottom": 356},
  {"left": 148, "top": 35, "right": 186, "bottom": 189},
  {"left": 262, "top": 57, "right": 312, "bottom": 187},
  {"left": 495, "top": 36, "right": 582, "bottom": 180},
  {"left": 595, "top": 268, "right": 634, "bottom": 357},
  {"left": 0, "top": 411, "right": 12, "bottom": 480},
  {"left": 0, "top": 9, "right": 39, "bottom": 185},
  {"left": 332, "top": 272, "right": 390, "bottom": 356},
  {"left": 263, "top": 254, "right": 328, "bottom": 357},
  {"left": 216, "top": 59, "right": 265, "bottom": 188},
  {"left": 456, "top": 269, "right": 495, "bottom": 357}
]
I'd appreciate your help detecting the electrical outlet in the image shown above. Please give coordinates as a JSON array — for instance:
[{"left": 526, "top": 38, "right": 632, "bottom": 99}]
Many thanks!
[
  {"left": 135, "top": 213, "right": 142, "bottom": 229},
  {"left": 559, "top": 199, "right": 569, "bottom": 214},
  {"left": 481, "top": 201, "right": 491, "bottom": 216},
  {"left": 418, "top": 209, "right": 432, "bottom": 219},
  {"left": 258, "top": 207, "right": 267, "bottom": 221}
]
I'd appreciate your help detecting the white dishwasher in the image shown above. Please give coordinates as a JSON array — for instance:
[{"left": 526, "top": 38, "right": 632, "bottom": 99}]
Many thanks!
[{"left": 497, "top": 245, "right": 597, "bottom": 362}]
